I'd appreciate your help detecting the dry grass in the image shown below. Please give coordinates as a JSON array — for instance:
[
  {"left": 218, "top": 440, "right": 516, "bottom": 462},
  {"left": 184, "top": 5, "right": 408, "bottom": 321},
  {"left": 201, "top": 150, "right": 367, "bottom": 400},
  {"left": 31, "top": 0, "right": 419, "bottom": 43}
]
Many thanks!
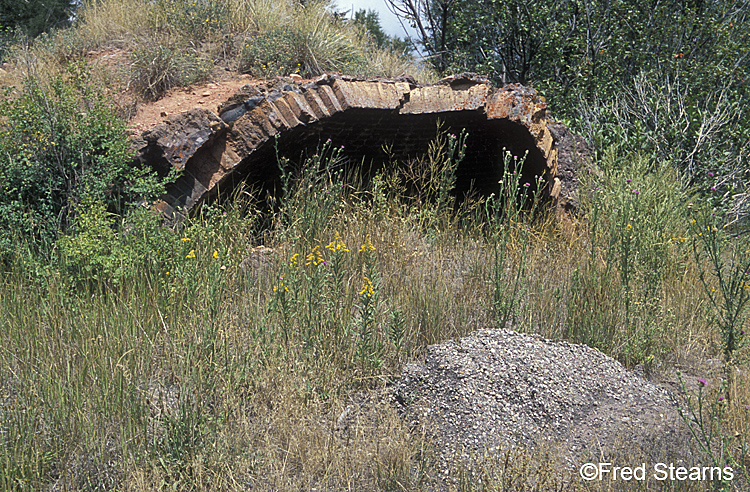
[
  {"left": 1, "top": 186, "right": 747, "bottom": 489},
  {"left": 0, "top": 0, "right": 431, "bottom": 99},
  {"left": 76, "top": 0, "right": 151, "bottom": 47}
]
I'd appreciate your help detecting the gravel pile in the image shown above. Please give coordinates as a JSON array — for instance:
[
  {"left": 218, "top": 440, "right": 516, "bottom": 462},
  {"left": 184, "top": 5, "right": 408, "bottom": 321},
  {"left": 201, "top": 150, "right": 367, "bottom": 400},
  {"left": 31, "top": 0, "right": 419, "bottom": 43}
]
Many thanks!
[{"left": 395, "top": 328, "right": 692, "bottom": 471}]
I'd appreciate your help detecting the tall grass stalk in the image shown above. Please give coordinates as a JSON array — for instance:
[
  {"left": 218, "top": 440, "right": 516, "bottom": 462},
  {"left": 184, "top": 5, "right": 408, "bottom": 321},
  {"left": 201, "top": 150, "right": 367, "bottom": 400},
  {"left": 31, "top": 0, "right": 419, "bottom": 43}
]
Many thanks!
[
  {"left": 486, "top": 150, "right": 543, "bottom": 329},
  {"left": 690, "top": 204, "right": 750, "bottom": 396}
]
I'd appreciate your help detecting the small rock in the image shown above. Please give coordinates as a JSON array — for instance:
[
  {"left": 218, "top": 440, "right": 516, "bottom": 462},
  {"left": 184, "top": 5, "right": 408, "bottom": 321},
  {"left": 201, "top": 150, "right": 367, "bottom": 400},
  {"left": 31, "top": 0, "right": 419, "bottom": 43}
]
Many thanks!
[
  {"left": 160, "top": 111, "right": 168, "bottom": 117},
  {"left": 290, "top": 73, "right": 303, "bottom": 82},
  {"left": 202, "top": 91, "right": 211, "bottom": 97}
]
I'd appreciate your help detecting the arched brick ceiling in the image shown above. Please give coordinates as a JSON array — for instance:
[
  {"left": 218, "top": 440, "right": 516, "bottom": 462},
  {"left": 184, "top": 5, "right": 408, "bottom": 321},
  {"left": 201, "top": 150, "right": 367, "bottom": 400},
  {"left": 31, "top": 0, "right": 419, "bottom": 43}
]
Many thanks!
[{"left": 134, "top": 73, "right": 563, "bottom": 216}]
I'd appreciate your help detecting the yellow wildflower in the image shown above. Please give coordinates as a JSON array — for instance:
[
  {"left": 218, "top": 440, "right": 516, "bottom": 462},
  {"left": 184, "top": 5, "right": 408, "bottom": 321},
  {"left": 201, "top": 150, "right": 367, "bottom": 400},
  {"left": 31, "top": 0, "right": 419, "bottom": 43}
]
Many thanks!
[
  {"left": 181, "top": 237, "right": 191, "bottom": 242},
  {"left": 273, "top": 279, "right": 289, "bottom": 293},
  {"left": 326, "top": 231, "right": 350, "bottom": 252},
  {"left": 186, "top": 250, "right": 196, "bottom": 259},
  {"left": 624, "top": 224, "right": 632, "bottom": 231},
  {"left": 359, "top": 277, "right": 375, "bottom": 297},
  {"left": 359, "top": 234, "right": 376, "bottom": 253},
  {"left": 305, "top": 246, "right": 324, "bottom": 266},
  {"left": 213, "top": 250, "right": 219, "bottom": 259}
]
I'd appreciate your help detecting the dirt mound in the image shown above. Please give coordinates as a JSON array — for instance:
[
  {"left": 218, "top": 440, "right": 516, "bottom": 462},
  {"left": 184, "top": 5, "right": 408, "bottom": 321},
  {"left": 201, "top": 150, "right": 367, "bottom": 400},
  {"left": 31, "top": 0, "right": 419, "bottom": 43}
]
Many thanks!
[{"left": 394, "top": 328, "right": 696, "bottom": 475}]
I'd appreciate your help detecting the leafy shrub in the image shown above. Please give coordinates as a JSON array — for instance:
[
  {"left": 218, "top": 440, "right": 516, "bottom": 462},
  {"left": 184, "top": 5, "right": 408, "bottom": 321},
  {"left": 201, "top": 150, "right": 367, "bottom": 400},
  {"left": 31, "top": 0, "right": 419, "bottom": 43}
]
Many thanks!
[
  {"left": 55, "top": 198, "right": 123, "bottom": 286},
  {"left": 32, "top": 27, "right": 92, "bottom": 63},
  {"left": 129, "top": 38, "right": 212, "bottom": 100},
  {"left": 239, "top": 27, "right": 300, "bottom": 78},
  {"left": 148, "top": 0, "right": 228, "bottom": 41},
  {"left": 575, "top": 72, "right": 745, "bottom": 190},
  {"left": 0, "top": 62, "right": 166, "bottom": 258},
  {"left": 55, "top": 200, "right": 177, "bottom": 290}
]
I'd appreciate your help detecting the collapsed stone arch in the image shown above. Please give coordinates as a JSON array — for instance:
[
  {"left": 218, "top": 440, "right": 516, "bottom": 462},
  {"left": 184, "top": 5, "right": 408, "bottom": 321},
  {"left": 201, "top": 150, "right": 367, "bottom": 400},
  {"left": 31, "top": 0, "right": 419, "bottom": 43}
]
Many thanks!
[{"left": 134, "top": 73, "right": 570, "bottom": 216}]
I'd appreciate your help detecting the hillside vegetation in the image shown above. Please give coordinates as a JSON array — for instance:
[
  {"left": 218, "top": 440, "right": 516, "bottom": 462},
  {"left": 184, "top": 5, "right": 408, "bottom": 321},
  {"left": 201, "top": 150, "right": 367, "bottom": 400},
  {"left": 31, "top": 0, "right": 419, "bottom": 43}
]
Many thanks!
[{"left": 0, "top": 0, "right": 749, "bottom": 490}]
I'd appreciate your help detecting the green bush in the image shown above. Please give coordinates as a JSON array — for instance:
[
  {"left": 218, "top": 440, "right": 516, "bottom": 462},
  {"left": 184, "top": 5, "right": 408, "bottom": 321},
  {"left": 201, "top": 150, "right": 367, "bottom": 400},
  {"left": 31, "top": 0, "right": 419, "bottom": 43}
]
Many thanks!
[
  {"left": 54, "top": 200, "right": 177, "bottom": 289},
  {"left": 55, "top": 198, "right": 122, "bottom": 286},
  {"left": 239, "top": 27, "right": 300, "bottom": 78},
  {"left": 148, "top": 0, "right": 228, "bottom": 41},
  {"left": 394, "top": 0, "right": 750, "bottom": 222},
  {"left": 0, "top": 62, "right": 167, "bottom": 259}
]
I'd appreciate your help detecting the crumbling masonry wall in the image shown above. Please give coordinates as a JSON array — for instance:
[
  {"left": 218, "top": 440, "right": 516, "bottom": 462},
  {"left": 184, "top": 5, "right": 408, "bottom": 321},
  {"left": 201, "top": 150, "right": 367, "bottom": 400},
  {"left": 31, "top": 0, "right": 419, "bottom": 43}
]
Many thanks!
[{"left": 134, "top": 73, "right": 577, "bottom": 216}]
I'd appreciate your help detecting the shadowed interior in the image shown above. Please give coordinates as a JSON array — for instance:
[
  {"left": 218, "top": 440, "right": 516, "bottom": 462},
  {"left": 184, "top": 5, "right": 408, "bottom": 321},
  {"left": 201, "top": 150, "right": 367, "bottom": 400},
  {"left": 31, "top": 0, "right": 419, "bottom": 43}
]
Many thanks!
[{"left": 199, "top": 109, "right": 548, "bottom": 204}]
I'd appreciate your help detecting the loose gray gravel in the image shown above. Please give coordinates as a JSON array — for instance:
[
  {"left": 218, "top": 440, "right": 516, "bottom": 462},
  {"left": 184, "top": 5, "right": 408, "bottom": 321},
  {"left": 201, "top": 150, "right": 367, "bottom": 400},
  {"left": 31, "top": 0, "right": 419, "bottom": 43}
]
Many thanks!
[{"left": 394, "top": 328, "right": 695, "bottom": 473}]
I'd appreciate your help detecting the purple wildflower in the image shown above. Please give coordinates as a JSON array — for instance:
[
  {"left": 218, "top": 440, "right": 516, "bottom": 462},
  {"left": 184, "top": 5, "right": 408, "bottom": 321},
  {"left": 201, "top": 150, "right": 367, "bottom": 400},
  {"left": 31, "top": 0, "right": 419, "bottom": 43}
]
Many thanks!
[
  {"left": 708, "top": 171, "right": 715, "bottom": 177},
  {"left": 626, "top": 178, "right": 632, "bottom": 183},
  {"left": 710, "top": 187, "right": 717, "bottom": 192},
  {"left": 719, "top": 396, "right": 725, "bottom": 402},
  {"left": 632, "top": 189, "right": 640, "bottom": 195},
  {"left": 698, "top": 378, "right": 708, "bottom": 387},
  {"left": 523, "top": 182, "right": 531, "bottom": 187}
]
